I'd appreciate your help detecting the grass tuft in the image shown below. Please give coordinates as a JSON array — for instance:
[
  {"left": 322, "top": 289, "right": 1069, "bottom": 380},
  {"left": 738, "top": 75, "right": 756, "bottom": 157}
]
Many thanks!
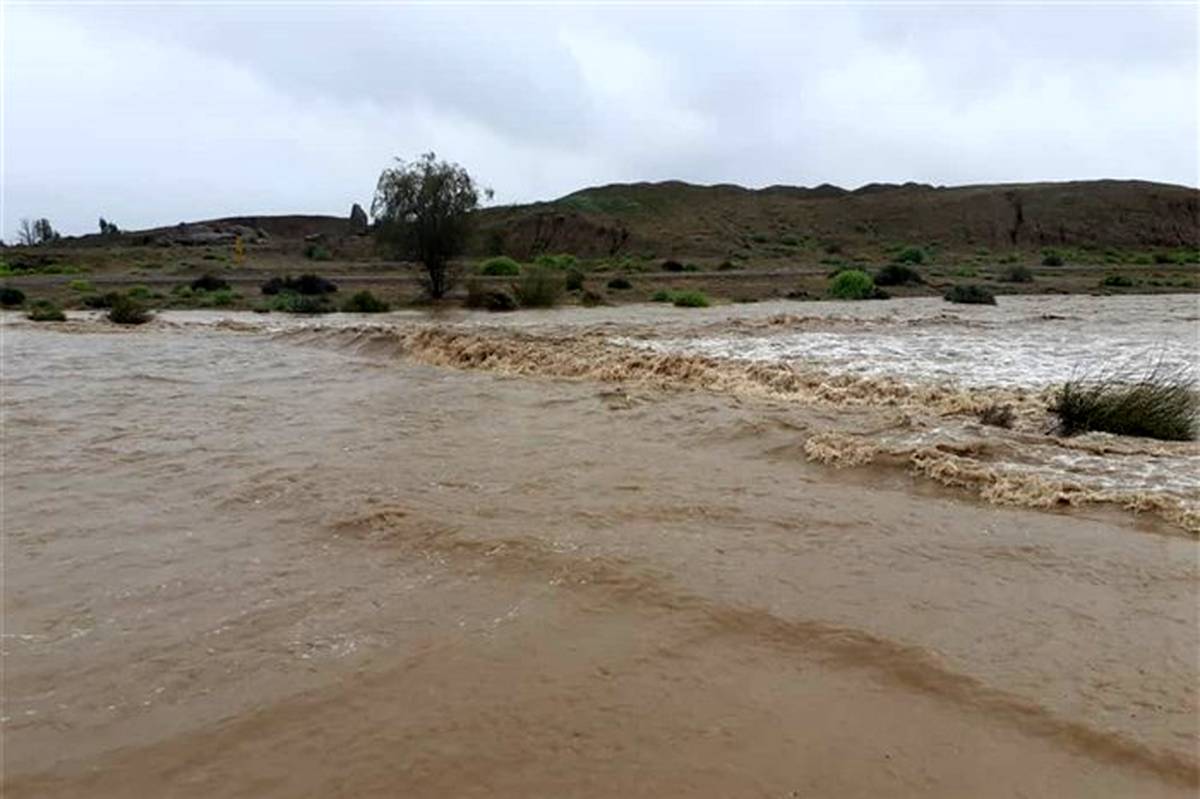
[{"left": 1051, "top": 360, "right": 1197, "bottom": 441}]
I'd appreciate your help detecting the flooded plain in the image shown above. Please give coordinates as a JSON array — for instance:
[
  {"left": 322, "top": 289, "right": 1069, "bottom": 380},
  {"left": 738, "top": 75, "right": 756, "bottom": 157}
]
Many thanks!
[{"left": 2, "top": 294, "right": 1198, "bottom": 797}]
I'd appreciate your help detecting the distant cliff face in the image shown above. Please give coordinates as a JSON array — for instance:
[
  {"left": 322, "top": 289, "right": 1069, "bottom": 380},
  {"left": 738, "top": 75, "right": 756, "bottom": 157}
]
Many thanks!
[{"left": 472, "top": 180, "right": 1199, "bottom": 259}]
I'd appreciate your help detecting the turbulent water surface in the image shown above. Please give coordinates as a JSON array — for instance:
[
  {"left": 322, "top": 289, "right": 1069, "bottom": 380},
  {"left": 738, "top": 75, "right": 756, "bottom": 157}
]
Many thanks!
[{"left": 2, "top": 295, "right": 1198, "bottom": 797}]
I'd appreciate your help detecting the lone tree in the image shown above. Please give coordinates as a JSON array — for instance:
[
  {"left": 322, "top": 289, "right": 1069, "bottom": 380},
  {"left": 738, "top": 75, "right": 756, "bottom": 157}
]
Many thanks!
[
  {"left": 371, "top": 152, "right": 490, "bottom": 299},
  {"left": 17, "top": 217, "right": 60, "bottom": 246}
]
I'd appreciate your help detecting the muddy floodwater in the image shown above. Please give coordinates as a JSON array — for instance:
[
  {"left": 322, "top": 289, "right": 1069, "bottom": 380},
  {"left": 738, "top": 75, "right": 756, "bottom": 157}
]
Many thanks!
[{"left": 2, "top": 295, "right": 1198, "bottom": 797}]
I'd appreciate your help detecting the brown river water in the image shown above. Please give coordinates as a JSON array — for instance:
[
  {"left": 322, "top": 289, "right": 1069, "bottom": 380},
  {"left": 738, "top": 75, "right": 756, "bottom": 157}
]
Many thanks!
[{"left": 2, "top": 295, "right": 1198, "bottom": 797}]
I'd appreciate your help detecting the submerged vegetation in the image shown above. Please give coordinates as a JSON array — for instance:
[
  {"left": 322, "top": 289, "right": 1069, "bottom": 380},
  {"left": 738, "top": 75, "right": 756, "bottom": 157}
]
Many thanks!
[
  {"left": 107, "top": 295, "right": 153, "bottom": 325},
  {"left": 513, "top": 265, "right": 564, "bottom": 308},
  {"left": 828, "top": 269, "right": 878, "bottom": 300},
  {"left": 1051, "top": 361, "right": 1197, "bottom": 441},
  {"left": 27, "top": 299, "right": 66, "bottom": 322},
  {"left": 944, "top": 284, "right": 996, "bottom": 305}
]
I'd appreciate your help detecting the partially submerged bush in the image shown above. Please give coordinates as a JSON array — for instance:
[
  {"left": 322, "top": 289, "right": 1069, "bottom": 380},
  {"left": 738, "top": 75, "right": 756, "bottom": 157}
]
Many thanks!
[
  {"left": 1051, "top": 361, "right": 1197, "bottom": 441},
  {"left": 27, "top": 299, "right": 65, "bottom": 322},
  {"left": 978, "top": 403, "right": 1015, "bottom": 429},
  {"left": 0, "top": 286, "right": 25, "bottom": 306},
  {"left": 828, "top": 269, "right": 876, "bottom": 300},
  {"left": 342, "top": 290, "right": 390, "bottom": 313},
  {"left": 874, "top": 263, "right": 924, "bottom": 286},
  {"left": 671, "top": 290, "right": 710, "bottom": 308},
  {"left": 650, "top": 289, "right": 673, "bottom": 302},
  {"left": 1000, "top": 265, "right": 1034, "bottom": 283},
  {"left": 513, "top": 265, "right": 563, "bottom": 308},
  {"left": 261, "top": 274, "right": 337, "bottom": 296},
  {"left": 107, "top": 295, "right": 153, "bottom": 325},
  {"left": 478, "top": 256, "right": 521, "bottom": 276},
  {"left": 1101, "top": 274, "right": 1134, "bottom": 288},
  {"left": 944, "top": 284, "right": 996, "bottom": 305},
  {"left": 191, "top": 274, "right": 230, "bottom": 292},
  {"left": 580, "top": 290, "right": 605, "bottom": 307},
  {"left": 607, "top": 277, "right": 633, "bottom": 290}
]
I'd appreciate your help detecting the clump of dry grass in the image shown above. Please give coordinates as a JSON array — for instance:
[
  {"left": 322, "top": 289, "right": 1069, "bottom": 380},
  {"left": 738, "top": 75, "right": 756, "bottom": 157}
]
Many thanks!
[{"left": 1051, "top": 360, "right": 1197, "bottom": 441}]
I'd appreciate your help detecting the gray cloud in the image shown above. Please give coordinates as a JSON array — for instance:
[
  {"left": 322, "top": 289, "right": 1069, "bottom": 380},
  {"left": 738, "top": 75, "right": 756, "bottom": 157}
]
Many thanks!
[{"left": 4, "top": 3, "right": 1196, "bottom": 237}]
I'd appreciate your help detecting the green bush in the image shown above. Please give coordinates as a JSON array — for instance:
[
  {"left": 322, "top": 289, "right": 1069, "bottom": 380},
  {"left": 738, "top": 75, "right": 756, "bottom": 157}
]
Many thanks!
[
  {"left": 342, "top": 290, "right": 390, "bottom": 313},
  {"left": 661, "top": 259, "right": 685, "bottom": 272},
  {"left": 27, "top": 299, "right": 65, "bottom": 322},
  {"left": 107, "top": 295, "right": 152, "bottom": 325},
  {"left": 874, "top": 264, "right": 923, "bottom": 286},
  {"left": 68, "top": 279, "right": 94, "bottom": 293},
  {"left": 479, "top": 256, "right": 522, "bottom": 276},
  {"left": 1052, "top": 362, "right": 1197, "bottom": 441},
  {"left": 533, "top": 253, "right": 577, "bottom": 270},
  {"left": 1041, "top": 250, "right": 1064, "bottom": 267},
  {"left": 1101, "top": 275, "right": 1134, "bottom": 288},
  {"left": 1000, "top": 265, "right": 1034, "bottom": 283},
  {"left": 894, "top": 246, "right": 925, "bottom": 265},
  {"left": 303, "top": 243, "right": 332, "bottom": 261},
  {"left": 650, "top": 289, "right": 674, "bottom": 302},
  {"left": 828, "top": 269, "right": 876, "bottom": 300},
  {"left": 0, "top": 287, "right": 25, "bottom": 306},
  {"left": 564, "top": 268, "right": 585, "bottom": 292},
  {"left": 944, "top": 284, "right": 996, "bottom": 305},
  {"left": 955, "top": 267, "right": 978, "bottom": 278},
  {"left": 82, "top": 292, "right": 122, "bottom": 309},
  {"left": 513, "top": 265, "right": 563, "bottom": 308},
  {"left": 127, "top": 285, "right": 153, "bottom": 300},
  {"left": 607, "top": 277, "right": 633, "bottom": 290},
  {"left": 671, "top": 290, "right": 710, "bottom": 308}
]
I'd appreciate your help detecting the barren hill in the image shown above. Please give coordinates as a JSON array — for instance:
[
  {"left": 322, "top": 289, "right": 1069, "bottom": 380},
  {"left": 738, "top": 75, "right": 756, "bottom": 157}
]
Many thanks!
[{"left": 472, "top": 179, "right": 1199, "bottom": 261}]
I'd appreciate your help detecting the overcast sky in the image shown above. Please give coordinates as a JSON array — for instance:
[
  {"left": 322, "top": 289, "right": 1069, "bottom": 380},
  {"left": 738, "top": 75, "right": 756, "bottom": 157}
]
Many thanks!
[{"left": 3, "top": 2, "right": 1197, "bottom": 238}]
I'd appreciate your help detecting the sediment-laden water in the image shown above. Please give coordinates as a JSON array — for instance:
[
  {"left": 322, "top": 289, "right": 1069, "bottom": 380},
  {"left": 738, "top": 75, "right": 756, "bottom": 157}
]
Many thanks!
[{"left": 3, "top": 295, "right": 1197, "bottom": 797}]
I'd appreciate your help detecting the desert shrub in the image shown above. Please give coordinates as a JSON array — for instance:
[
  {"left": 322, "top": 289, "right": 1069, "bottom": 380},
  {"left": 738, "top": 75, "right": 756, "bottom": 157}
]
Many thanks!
[
  {"left": 650, "top": 289, "right": 674, "bottom": 302},
  {"left": 68, "top": 279, "right": 94, "bottom": 293},
  {"left": 261, "top": 274, "right": 337, "bottom": 296},
  {"left": 671, "top": 290, "right": 710, "bottom": 308},
  {"left": 1000, "top": 265, "right": 1034, "bottom": 283},
  {"left": 107, "top": 295, "right": 152, "bottom": 325},
  {"left": 944, "top": 284, "right": 996, "bottom": 305},
  {"left": 1101, "top": 274, "right": 1134, "bottom": 288},
  {"left": 303, "top": 243, "right": 332, "bottom": 261},
  {"left": 1051, "top": 362, "right": 1197, "bottom": 441},
  {"left": 1041, "top": 250, "right": 1064, "bottom": 267},
  {"left": 607, "top": 277, "right": 633, "bottom": 290},
  {"left": 82, "top": 292, "right": 122, "bottom": 309},
  {"left": 661, "top": 259, "right": 685, "bottom": 272},
  {"left": 191, "top": 274, "right": 230, "bottom": 292},
  {"left": 127, "top": 285, "right": 153, "bottom": 300},
  {"left": 533, "top": 253, "right": 577, "bottom": 270},
  {"left": 0, "top": 287, "right": 25, "bottom": 306},
  {"left": 828, "top": 269, "right": 876, "bottom": 300},
  {"left": 478, "top": 256, "right": 522, "bottom": 276},
  {"left": 894, "top": 246, "right": 925, "bottom": 264},
  {"left": 1153, "top": 252, "right": 1172, "bottom": 264},
  {"left": 717, "top": 260, "right": 739, "bottom": 271},
  {"left": 955, "top": 267, "right": 978, "bottom": 278},
  {"left": 513, "top": 265, "right": 563, "bottom": 308},
  {"left": 874, "top": 264, "right": 924, "bottom": 286},
  {"left": 779, "top": 234, "right": 801, "bottom": 247},
  {"left": 978, "top": 404, "right": 1015, "bottom": 428},
  {"left": 27, "top": 299, "right": 65, "bottom": 322},
  {"left": 580, "top": 290, "right": 605, "bottom": 307},
  {"left": 564, "top": 268, "right": 585, "bottom": 292},
  {"left": 342, "top": 290, "right": 390, "bottom": 313},
  {"left": 269, "top": 292, "right": 334, "bottom": 314},
  {"left": 205, "top": 289, "right": 238, "bottom": 307}
]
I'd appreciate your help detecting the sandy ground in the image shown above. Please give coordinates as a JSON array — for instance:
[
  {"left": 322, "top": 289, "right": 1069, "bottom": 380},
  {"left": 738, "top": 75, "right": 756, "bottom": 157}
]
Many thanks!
[{"left": 2, "top": 312, "right": 1197, "bottom": 797}]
